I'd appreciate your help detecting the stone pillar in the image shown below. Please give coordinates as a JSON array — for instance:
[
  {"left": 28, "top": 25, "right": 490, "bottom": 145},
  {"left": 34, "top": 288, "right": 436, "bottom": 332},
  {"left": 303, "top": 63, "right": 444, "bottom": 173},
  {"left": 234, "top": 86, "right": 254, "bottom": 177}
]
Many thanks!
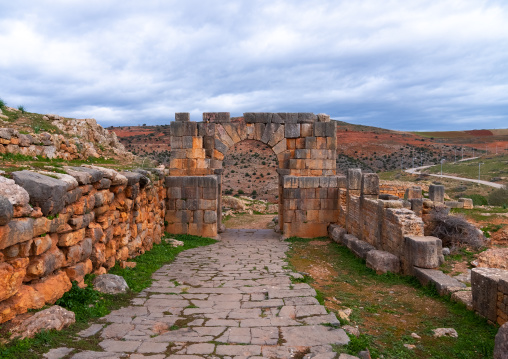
[{"left": 429, "top": 185, "right": 445, "bottom": 203}]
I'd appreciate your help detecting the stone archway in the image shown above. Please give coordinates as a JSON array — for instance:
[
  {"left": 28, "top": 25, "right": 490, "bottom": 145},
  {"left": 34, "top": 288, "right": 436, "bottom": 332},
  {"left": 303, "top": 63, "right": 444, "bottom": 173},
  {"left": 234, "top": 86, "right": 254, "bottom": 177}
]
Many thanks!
[{"left": 165, "top": 112, "right": 340, "bottom": 238}]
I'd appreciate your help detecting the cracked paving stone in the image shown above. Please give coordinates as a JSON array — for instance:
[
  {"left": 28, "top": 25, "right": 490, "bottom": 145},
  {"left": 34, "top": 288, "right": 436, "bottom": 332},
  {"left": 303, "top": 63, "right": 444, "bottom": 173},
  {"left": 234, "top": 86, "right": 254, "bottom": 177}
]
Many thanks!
[{"left": 70, "top": 229, "right": 349, "bottom": 357}]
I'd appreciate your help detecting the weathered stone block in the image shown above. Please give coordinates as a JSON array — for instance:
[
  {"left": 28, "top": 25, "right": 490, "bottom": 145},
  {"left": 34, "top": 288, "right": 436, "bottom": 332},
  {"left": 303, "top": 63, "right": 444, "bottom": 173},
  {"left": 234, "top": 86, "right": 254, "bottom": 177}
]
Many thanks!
[
  {"left": 12, "top": 171, "right": 67, "bottom": 216},
  {"left": 405, "top": 186, "right": 422, "bottom": 200},
  {"left": 58, "top": 228, "right": 86, "bottom": 247},
  {"left": 328, "top": 224, "right": 346, "bottom": 244},
  {"left": 429, "top": 185, "right": 445, "bottom": 203},
  {"left": 285, "top": 124, "right": 300, "bottom": 138},
  {"left": 175, "top": 112, "right": 190, "bottom": 122},
  {"left": 361, "top": 173, "right": 379, "bottom": 196},
  {"left": 0, "top": 258, "right": 29, "bottom": 301},
  {"left": 203, "top": 112, "right": 230, "bottom": 123},
  {"left": 472, "top": 268, "right": 508, "bottom": 322},
  {"left": 0, "top": 218, "right": 34, "bottom": 250},
  {"left": 347, "top": 237, "right": 376, "bottom": 259},
  {"left": 366, "top": 250, "right": 400, "bottom": 274},
  {"left": 347, "top": 169, "right": 362, "bottom": 190},
  {"left": 495, "top": 322, "right": 508, "bottom": 359},
  {"left": 405, "top": 236, "right": 442, "bottom": 269},
  {"left": 414, "top": 267, "right": 466, "bottom": 295},
  {"left": 0, "top": 195, "right": 13, "bottom": 225},
  {"left": 32, "top": 271, "right": 72, "bottom": 304},
  {"left": 458, "top": 198, "right": 474, "bottom": 209}
]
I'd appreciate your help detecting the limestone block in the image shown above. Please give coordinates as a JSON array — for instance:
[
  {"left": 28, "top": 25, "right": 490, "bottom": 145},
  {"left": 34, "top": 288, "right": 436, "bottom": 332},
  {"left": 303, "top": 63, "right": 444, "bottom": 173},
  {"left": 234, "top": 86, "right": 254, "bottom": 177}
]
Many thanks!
[
  {"left": 298, "top": 113, "right": 318, "bottom": 123},
  {"left": 413, "top": 267, "right": 466, "bottom": 295},
  {"left": 30, "top": 236, "right": 53, "bottom": 256},
  {"left": 495, "top": 322, "right": 508, "bottom": 359},
  {"left": 0, "top": 195, "right": 13, "bottom": 225},
  {"left": 26, "top": 247, "right": 66, "bottom": 278},
  {"left": 0, "top": 176, "right": 30, "bottom": 207},
  {"left": 328, "top": 224, "right": 346, "bottom": 244},
  {"left": 285, "top": 124, "right": 300, "bottom": 138},
  {"left": 347, "top": 237, "right": 376, "bottom": 259},
  {"left": 409, "top": 198, "right": 423, "bottom": 217},
  {"left": 58, "top": 228, "right": 86, "bottom": 247},
  {"left": 341, "top": 233, "right": 357, "bottom": 247},
  {"left": 347, "top": 169, "right": 362, "bottom": 190},
  {"left": 429, "top": 185, "right": 445, "bottom": 203},
  {"left": 0, "top": 285, "right": 45, "bottom": 323},
  {"left": 0, "top": 218, "right": 34, "bottom": 250},
  {"left": 317, "top": 113, "right": 330, "bottom": 122},
  {"left": 12, "top": 171, "right": 67, "bottom": 216},
  {"left": 32, "top": 271, "right": 72, "bottom": 304},
  {"left": 361, "top": 173, "right": 379, "bottom": 196},
  {"left": 458, "top": 198, "right": 474, "bottom": 209},
  {"left": 472, "top": 268, "right": 508, "bottom": 322},
  {"left": 404, "top": 186, "right": 422, "bottom": 200},
  {"left": 203, "top": 112, "right": 230, "bottom": 123},
  {"left": 366, "top": 250, "right": 400, "bottom": 274},
  {"left": 32, "top": 217, "right": 50, "bottom": 237},
  {"left": 405, "top": 236, "right": 442, "bottom": 269},
  {"left": 65, "top": 260, "right": 93, "bottom": 283},
  {"left": 171, "top": 121, "right": 198, "bottom": 136},
  {"left": 10, "top": 305, "right": 75, "bottom": 339},
  {"left": 175, "top": 112, "right": 190, "bottom": 122},
  {"left": 0, "top": 258, "right": 29, "bottom": 301}
]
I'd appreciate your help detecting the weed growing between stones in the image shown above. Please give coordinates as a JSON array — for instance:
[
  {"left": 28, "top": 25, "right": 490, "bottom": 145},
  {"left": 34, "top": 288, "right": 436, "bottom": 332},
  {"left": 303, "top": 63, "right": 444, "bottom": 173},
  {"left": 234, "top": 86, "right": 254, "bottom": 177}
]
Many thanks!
[
  {"left": 0, "top": 233, "right": 216, "bottom": 359},
  {"left": 286, "top": 237, "right": 497, "bottom": 358}
]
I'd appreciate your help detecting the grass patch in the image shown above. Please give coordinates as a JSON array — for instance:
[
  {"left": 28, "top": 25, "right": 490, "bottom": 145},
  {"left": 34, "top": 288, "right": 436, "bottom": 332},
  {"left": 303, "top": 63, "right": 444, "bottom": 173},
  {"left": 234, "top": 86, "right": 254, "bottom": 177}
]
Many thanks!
[
  {"left": 287, "top": 237, "right": 497, "bottom": 358},
  {"left": 0, "top": 233, "right": 216, "bottom": 358}
]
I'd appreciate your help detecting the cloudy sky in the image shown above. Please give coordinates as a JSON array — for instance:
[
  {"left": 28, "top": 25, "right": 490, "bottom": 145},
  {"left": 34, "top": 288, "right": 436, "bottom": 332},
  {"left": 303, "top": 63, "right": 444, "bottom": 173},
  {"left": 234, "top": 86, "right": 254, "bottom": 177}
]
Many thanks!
[{"left": 1, "top": 1, "right": 507, "bottom": 131}]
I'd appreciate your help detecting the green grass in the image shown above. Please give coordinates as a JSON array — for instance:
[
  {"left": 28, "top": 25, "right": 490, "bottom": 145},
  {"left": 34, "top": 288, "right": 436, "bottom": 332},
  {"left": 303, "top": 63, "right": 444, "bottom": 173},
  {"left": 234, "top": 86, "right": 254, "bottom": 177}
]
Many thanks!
[
  {"left": 0, "top": 233, "right": 216, "bottom": 359},
  {"left": 287, "top": 238, "right": 498, "bottom": 358}
]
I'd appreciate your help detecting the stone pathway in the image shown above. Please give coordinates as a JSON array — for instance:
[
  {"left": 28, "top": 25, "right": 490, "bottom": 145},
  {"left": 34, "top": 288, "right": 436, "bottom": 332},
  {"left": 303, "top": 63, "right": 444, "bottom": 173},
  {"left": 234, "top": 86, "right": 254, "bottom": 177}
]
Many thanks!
[{"left": 62, "top": 229, "right": 348, "bottom": 359}]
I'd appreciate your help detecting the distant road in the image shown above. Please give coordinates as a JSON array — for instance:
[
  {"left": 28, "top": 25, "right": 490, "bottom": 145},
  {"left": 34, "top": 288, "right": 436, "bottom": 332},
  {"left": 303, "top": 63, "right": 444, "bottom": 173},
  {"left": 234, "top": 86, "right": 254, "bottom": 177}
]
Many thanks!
[{"left": 405, "top": 164, "right": 505, "bottom": 189}]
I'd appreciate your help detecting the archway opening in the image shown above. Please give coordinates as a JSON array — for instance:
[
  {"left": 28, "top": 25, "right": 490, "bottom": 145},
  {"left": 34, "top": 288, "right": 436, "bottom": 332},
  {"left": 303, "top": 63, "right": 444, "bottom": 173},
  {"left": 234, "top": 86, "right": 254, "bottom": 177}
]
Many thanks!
[{"left": 221, "top": 139, "right": 279, "bottom": 230}]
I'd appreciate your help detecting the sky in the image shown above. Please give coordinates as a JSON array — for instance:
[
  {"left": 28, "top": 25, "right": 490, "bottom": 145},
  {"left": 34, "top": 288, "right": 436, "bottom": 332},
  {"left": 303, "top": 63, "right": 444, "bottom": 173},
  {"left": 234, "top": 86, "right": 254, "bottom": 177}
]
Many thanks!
[{"left": 1, "top": 0, "right": 507, "bottom": 131}]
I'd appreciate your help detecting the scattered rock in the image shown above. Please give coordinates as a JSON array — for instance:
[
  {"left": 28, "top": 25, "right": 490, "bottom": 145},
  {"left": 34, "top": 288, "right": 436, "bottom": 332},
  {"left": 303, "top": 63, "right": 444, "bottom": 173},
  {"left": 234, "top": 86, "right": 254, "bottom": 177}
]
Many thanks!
[
  {"left": 338, "top": 308, "right": 352, "bottom": 321},
  {"left": 43, "top": 347, "right": 74, "bottom": 359},
  {"left": 404, "top": 344, "right": 416, "bottom": 350},
  {"left": 432, "top": 328, "right": 458, "bottom": 338},
  {"left": 476, "top": 248, "right": 508, "bottom": 270},
  {"left": 163, "top": 237, "right": 184, "bottom": 247},
  {"left": 411, "top": 332, "right": 421, "bottom": 339},
  {"left": 442, "top": 247, "right": 450, "bottom": 256},
  {"left": 93, "top": 274, "right": 129, "bottom": 294},
  {"left": 222, "top": 196, "right": 247, "bottom": 211},
  {"left": 342, "top": 325, "right": 360, "bottom": 337},
  {"left": 494, "top": 322, "right": 508, "bottom": 359},
  {"left": 338, "top": 355, "right": 360, "bottom": 359},
  {"left": 358, "top": 349, "right": 372, "bottom": 359},
  {"left": 10, "top": 306, "right": 75, "bottom": 339}
]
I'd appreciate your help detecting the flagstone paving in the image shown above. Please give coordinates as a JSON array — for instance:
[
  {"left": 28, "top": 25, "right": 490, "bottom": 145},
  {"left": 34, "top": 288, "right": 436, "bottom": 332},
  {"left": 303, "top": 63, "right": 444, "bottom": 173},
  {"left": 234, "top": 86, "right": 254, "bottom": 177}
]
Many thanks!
[{"left": 67, "top": 229, "right": 349, "bottom": 359}]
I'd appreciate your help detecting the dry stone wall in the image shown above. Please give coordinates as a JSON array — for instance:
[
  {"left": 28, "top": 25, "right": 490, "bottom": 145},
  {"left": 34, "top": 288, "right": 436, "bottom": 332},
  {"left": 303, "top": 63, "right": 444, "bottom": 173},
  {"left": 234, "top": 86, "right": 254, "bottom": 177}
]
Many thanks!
[
  {"left": 0, "top": 125, "right": 133, "bottom": 161},
  {"left": 0, "top": 166, "right": 165, "bottom": 323}
]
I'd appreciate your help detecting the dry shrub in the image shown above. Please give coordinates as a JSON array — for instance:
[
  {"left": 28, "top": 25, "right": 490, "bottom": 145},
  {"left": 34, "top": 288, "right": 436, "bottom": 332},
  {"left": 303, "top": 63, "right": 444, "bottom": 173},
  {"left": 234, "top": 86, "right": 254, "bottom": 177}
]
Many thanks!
[{"left": 427, "top": 207, "right": 486, "bottom": 251}]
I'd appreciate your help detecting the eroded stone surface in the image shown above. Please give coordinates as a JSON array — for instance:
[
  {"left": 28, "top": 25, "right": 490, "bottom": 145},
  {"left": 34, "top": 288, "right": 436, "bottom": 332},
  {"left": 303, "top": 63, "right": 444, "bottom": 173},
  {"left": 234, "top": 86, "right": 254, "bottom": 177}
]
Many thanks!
[{"left": 70, "top": 229, "right": 348, "bottom": 358}]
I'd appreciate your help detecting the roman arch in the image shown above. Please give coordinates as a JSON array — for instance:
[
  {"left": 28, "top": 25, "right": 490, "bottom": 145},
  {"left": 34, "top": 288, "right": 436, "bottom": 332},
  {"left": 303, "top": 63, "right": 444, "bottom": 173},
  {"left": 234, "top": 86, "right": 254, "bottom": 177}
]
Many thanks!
[{"left": 165, "top": 112, "right": 340, "bottom": 238}]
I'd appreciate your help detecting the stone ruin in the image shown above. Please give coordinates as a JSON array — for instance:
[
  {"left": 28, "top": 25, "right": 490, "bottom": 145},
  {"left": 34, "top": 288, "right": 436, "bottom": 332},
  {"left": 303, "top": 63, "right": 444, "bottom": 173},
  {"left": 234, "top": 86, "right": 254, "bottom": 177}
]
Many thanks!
[{"left": 0, "top": 111, "right": 506, "bottom": 329}]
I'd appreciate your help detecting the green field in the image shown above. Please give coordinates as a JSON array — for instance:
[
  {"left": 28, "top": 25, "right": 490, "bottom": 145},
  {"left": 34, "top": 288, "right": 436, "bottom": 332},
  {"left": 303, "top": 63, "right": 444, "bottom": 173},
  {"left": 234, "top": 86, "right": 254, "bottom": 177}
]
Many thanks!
[{"left": 424, "top": 154, "right": 508, "bottom": 183}]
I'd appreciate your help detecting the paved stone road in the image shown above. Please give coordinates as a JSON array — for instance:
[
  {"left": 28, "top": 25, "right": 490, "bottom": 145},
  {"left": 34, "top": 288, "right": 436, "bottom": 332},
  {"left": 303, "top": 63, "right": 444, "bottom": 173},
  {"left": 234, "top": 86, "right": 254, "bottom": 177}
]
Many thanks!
[{"left": 64, "top": 229, "right": 348, "bottom": 359}]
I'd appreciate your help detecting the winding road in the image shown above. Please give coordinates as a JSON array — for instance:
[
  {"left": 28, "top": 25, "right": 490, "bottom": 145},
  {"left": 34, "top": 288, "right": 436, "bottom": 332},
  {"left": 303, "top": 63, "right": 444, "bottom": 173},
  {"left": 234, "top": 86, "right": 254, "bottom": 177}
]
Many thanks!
[{"left": 405, "top": 165, "right": 505, "bottom": 189}]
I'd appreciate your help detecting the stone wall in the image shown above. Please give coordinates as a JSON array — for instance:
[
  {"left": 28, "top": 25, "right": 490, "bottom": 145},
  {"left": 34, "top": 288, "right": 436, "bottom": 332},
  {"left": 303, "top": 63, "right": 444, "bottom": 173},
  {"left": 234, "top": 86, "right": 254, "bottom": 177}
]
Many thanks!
[
  {"left": 0, "top": 126, "right": 133, "bottom": 161},
  {"left": 0, "top": 166, "right": 165, "bottom": 323},
  {"left": 281, "top": 176, "right": 340, "bottom": 238},
  {"left": 167, "top": 112, "right": 339, "bottom": 238},
  {"left": 164, "top": 176, "right": 218, "bottom": 238},
  {"left": 331, "top": 168, "right": 433, "bottom": 274},
  {"left": 472, "top": 268, "right": 508, "bottom": 326}
]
